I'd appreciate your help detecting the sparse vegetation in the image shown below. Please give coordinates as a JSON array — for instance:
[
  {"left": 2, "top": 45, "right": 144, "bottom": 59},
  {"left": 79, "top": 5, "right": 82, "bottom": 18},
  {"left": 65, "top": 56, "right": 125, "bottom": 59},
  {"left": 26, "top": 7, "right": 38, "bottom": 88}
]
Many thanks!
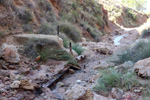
[
  {"left": 72, "top": 44, "right": 84, "bottom": 55},
  {"left": 59, "top": 22, "right": 82, "bottom": 42},
  {"left": 38, "top": 48, "right": 73, "bottom": 61},
  {"left": 67, "top": 60, "right": 80, "bottom": 67},
  {"left": 80, "top": 22, "right": 102, "bottom": 42},
  {"left": 0, "top": 31, "right": 6, "bottom": 39},
  {"left": 0, "top": 0, "right": 10, "bottom": 6},
  {"left": 37, "top": 23, "right": 56, "bottom": 35},
  {"left": 18, "top": 9, "right": 33, "bottom": 23},
  {"left": 141, "top": 28, "right": 150, "bottom": 38},
  {"left": 22, "top": 23, "right": 33, "bottom": 33},
  {"left": 93, "top": 67, "right": 150, "bottom": 97},
  {"left": 24, "top": 38, "right": 60, "bottom": 59},
  {"left": 37, "top": 0, "right": 53, "bottom": 11},
  {"left": 115, "top": 39, "right": 150, "bottom": 64},
  {"left": 125, "top": 8, "right": 137, "bottom": 22}
]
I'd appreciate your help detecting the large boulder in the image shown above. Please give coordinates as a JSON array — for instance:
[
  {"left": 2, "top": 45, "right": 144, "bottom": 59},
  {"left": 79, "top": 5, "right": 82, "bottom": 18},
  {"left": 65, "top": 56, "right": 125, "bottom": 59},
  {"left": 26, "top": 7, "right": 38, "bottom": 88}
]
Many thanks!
[
  {"left": 134, "top": 58, "right": 150, "bottom": 77},
  {"left": 93, "top": 92, "right": 107, "bottom": 100},
  {"left": 14, "top": 34, "right": 64, "bottom": 48},
  {"left": 65, "top": 84, "right": 87, "bottom": 100},
  {"left": 0, "top": 43, "right": 20, "bottom": 63}
]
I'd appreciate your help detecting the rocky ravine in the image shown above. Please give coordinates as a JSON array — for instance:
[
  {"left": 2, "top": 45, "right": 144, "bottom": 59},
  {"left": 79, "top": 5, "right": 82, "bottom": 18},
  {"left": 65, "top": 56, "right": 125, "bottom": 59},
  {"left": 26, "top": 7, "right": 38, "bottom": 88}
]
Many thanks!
[{"left": 0, "top": 20, "right": 146, "bottom": 100}]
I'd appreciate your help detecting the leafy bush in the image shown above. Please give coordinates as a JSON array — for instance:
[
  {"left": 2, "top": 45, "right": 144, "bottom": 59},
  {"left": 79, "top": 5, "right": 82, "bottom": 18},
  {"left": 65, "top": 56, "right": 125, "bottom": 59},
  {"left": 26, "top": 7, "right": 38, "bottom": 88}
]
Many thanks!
[
  {"left": 0, "top": 31, "right": 6, "bottom": 39},
  {"left": 93, "top": 68, "right": 121, "bottom": 95},
  {"left": 24, "top": 38, "right": 60, "bottom": 59},
  {"left": 37, "top": 23, "right": 56, "bottom": 35},
  {"left": 93, "top": 68, "right": 140, "bottom": 96},
  {"left": 61, "top": 13, "right": 76, "bottom": 23},
  {"left": 22, "top": 24, "right": 33, "bottom": 32},
  {"left": 45, "top": 11, "right": 56, "bottom": 22},
  {"left": 37, "top": 0, "right": 52, "bottom": 11},
  {"left": 125, "top": 8, "right": 137, "bottom": 22},
  {"left": 0, "top": 0, "right": 11, "bottom": 6},
  {"left": 67, "top": 60, "right": 80, "bottom": 67},
  {"left": 115, "top": 39, "right": 150, "bottom": 64},
  {"left": 141, "top": 28, "right": 150, "bottom": 38},
  {"left": 72, "top": 44, "right": 84, "bottom": 55},
  {"left": 17, "top": 9, "right": 33, "bottom": 23},
  {"left": 80, "top": 22, "right": 102, "bottom": 41},
  {"left": 38, "top": 48, "right": 73, "bottom": 61},
  {"left": 59, "top": 22, "right": 82, "bottom": 42},
  {"left": 63, "top": 39, "right": 70, "bottom": 48}
]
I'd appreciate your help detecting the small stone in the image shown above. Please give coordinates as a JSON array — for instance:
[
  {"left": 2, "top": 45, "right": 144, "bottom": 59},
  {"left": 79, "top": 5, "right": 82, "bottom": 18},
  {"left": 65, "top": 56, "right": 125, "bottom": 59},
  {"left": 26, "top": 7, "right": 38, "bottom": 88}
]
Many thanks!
[
  {"left": 76, "top": 80, "right": 82, "bottom": 84},
  {"left": 0, "top": 97, "right": 7, "bottom": 100},
  {"left": 14, "top": 71, "right": 19, "bottom": 74},
  {"left": 8, "top": 65, "right": 16, "bottom": 69},
  {"left": 111, "top": 88, "right": 124, "bottom": 100},
  {"left": 10, "top": 80, "right": 21, "bottom": 89},
  {"left": 56, "top": 82, "right": 65, "bottom": 88},
  {"left": 20, "top": 80, "right": 35, "bottom": 90},
  {"left": 3, "top": 77, "right": 9, "bottom": 81},
  {"left": 19, "top": 67, "right": 30, "bottom": 74},
  {"left": 1, "top": 65, "right": 8, "bottom": 69},
  {"left": 69, "top": 69, "right": 75, "bottom": 74},
  {"left": 65, "top": 84, "right": 87, "bottom": 100},
  {"left": 1, "top": 92, "right": 6, "bottom": 96},
  {"left": 0, "top": 70, "right": 10, "bottom": 77}
]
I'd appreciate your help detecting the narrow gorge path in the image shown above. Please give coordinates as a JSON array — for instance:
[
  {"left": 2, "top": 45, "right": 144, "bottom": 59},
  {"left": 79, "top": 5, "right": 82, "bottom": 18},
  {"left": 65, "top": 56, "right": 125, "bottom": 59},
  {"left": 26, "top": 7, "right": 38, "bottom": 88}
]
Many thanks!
[{"left": 51, "top": 23, "right": 141, "bottom": 99}]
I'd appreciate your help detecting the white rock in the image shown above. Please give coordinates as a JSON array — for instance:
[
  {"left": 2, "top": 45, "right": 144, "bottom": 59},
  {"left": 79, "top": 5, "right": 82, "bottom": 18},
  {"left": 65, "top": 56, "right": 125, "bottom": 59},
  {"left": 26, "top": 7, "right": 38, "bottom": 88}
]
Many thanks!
[
  {"left": 76, "top": 80, "right": 82, "bottom": 84},
  {"left": 10, "top": 80, "right": 21, "bottom": 89},
  {"left": 65, "top": 84, "right": 86, "bottom": 100}
]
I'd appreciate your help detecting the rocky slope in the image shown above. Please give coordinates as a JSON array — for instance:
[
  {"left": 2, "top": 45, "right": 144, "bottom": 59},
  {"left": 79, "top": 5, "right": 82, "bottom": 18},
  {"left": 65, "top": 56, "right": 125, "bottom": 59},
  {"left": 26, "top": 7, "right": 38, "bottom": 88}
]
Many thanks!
[{"left": 96, "top": 0, "right": 148, "bottom": 27}]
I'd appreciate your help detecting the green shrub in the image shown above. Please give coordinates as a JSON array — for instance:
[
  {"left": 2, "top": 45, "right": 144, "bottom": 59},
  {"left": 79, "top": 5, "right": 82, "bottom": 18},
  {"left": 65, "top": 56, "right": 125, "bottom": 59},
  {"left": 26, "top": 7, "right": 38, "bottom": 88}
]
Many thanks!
[
  {"left": 22, "top": 23, "right": 33, "bottom": 32},
  {"left": 59, "top": 22, "right": 82, "bottom": 42},
  {"left": 141, "top": 28, "right": 150, "bottom": 38},
  {"left": 0, "top": 0, "right": 11, "bottom": 6},
  {"left": 61, "top": 13, "right": 75, "bottom": 23},
  {"left": 0, "top": 31, "right": 6, "bottom": 39},
  {"left": 24, "top": 38, "right": 73, "bottom": 61},
  {"left": 37, "top": 23, "right": 56, "bottom": 35},
  {"left": 38, "top": 48, "right": 73, "bottom": 61},
  {"left": 81, "top": 22, "right": 102, "bottom": 41},
  {"left": 63, "top": 39, "right": 70, "bottom": 48},
  {"left": 93, "top": 68, "right": 121, "bottom": 95},
  {"left": 116, "top": 39, "right": 150, "bottom": 64},
  {"left": 67, "top": 60, "right": 80, "bottom": 67},
  {"left": 18, "top": 9, "right": 33, "bottom": 23},
  {"left": 37, "top": 0, "right": 52, "bottom": 11},
  {"left": 24, "top": 38, "right": 60, "bottom": 59},
  {"left": 125, "top": 8, "right": 137, "bottom": 22},
  {"left": 72, "top": 2, "right": 77, "bottom": 10},
  {"left": 93, "top": 68, "right": 140, "bottom": 96},
  {"left": 72, "top": 44, "right": 84, "bottom": 55},
  {"left": 46, "top": 11, "right": 56, "bottom": 22}
]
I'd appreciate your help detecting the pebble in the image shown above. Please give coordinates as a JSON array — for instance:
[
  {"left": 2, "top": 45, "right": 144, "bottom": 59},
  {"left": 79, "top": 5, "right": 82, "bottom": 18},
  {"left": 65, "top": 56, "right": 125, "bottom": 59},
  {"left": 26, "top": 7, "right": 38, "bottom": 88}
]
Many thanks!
[
  {"left": 56, "top": 82, "right": 65, "bottom": 88},
  {"left": 2, "top": 92, "right": 6, "bottom": 96},
  {"left": 3, "top": 77, "right": 9, "bottom": 81},
  {"left": 69, "top": 69, "right": 75, "bottom": 74},
  {"left": 76, "top": 80, "right": 82, "bottom": 84}
]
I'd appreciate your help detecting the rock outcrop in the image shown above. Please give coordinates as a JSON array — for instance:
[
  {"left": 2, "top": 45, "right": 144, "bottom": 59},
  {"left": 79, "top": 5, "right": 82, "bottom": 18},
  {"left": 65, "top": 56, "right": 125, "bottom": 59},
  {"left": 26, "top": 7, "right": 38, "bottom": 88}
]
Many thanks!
[
  {"left": 14, "top": 34, "right": 64, "bottom": 48},
  {"left": 65, "top": 84, "right": 87, "bottom": 100},
  {"left": 0, "top": 43, "right": 20, "bottom": 63},
  {"left": 134, "top": 57, "right": 150, "bottom": 77}
]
